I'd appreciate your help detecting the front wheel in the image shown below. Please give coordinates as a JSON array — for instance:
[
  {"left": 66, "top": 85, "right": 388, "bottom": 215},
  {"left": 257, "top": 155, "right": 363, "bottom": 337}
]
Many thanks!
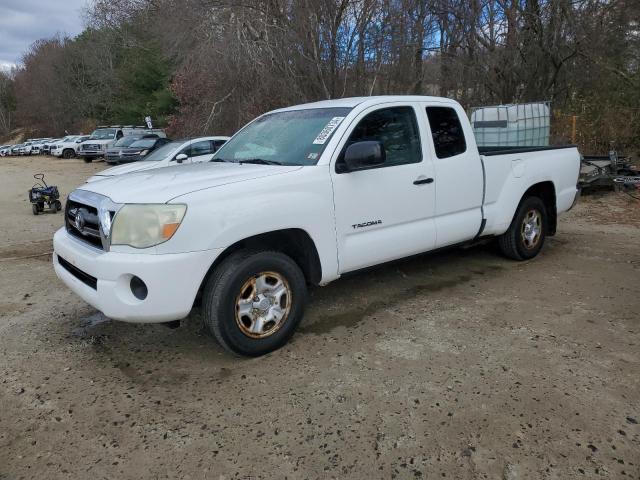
[
  {"left": 62, "top": 149, "right": 75, "bottom": 159},
  {"left": 202, "top": 250, "right": 307, "bottom": 356},
  {"left": 83, "top": 157, "right": 93, "bottom": 163},
  {"left": 498, "top": 196, "right": 547, "bottom": 260}
]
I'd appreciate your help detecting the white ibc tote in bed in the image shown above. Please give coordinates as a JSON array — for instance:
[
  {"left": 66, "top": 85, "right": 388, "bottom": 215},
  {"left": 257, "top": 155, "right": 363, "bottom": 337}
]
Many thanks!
[{"left": 471, "top": 102, "right": 550, "bottom": 147}]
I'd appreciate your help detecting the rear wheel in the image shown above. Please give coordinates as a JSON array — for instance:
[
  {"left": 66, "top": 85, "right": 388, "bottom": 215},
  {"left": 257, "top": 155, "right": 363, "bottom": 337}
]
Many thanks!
[
  {"left": 202, "top": 250, "right": 307, "bottom": 356},
  {"left": 498, "top": 196, "right": 547, "bottom": 260}
]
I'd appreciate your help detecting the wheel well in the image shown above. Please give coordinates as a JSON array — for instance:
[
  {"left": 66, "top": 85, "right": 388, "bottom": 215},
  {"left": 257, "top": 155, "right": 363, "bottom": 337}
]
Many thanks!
[
  {"left": 523, "top": 181, "right": 557, "bottom": 236},
  {"left": 197, "top": 229, "right": 322, "bottom": 299}
]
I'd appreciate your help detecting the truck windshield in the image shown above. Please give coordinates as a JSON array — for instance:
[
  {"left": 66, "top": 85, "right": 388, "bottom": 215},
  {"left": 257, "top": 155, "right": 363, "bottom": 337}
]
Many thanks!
[
  {"left": 214, "top": 107, "right": 352, "bottom": 166},
  {"left": 90, "top": 128, "right": 116, "bottom": 140}
]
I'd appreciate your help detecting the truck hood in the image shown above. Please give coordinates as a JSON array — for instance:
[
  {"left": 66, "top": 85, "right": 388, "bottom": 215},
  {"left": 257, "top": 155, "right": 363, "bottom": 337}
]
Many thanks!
[
  {"left": 81, "top": 162, "right": 302, "bottom": 203},
  {"left": 92, "top": 161, "right": 160, "bottom": 177}
]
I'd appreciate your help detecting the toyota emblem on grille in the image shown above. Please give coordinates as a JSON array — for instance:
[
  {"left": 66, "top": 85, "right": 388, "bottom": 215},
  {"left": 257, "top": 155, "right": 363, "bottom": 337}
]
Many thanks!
[{"left": 74, "top": 210, "right": 86, "bottom": 233}]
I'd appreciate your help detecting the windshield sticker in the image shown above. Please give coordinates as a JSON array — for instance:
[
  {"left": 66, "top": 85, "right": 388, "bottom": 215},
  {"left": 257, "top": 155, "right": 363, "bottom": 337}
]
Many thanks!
[{"left": 313, "top": 117, "right": 345, "bottom": 145}]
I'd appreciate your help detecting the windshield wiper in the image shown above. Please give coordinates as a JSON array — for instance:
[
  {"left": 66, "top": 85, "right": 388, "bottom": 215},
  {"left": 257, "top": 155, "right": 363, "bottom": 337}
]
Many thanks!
[
  {"left": 238, "top": 158, "right": 283, "bottom": 166},
  {"left": 210, "top": 158, "right": 233, "bottom": 163}
]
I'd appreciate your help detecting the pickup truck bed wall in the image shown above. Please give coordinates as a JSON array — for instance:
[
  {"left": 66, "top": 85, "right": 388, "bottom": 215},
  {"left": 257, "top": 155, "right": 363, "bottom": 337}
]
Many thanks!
[
  {"left": 480, "top": 146, "right": 580, "bottom": 238},
  {"left": 478, "top": 144, "right": 578, "bottom": 156}
]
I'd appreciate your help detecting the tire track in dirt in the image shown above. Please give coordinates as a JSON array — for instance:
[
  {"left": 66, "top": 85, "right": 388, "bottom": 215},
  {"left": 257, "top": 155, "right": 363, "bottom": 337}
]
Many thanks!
[{"left": 0, "top": 239, "right": 53, "bottom": 262}]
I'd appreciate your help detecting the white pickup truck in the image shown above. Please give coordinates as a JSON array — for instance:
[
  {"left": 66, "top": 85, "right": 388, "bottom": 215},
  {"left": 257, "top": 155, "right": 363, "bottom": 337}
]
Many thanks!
[{"left": 53, "top": 96, "right": 580, "bottom": 356}]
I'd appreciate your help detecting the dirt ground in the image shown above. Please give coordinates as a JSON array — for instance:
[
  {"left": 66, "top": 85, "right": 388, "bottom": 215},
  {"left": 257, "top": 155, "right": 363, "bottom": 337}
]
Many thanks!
[{"left": 0, "top": 155, "right": 639, "bottom": 480}]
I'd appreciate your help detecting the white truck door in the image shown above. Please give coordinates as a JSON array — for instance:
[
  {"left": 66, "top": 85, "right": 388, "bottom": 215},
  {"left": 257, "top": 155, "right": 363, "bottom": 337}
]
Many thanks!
[
  {"left": 331, "top": 104, "right": 437, "bottom": 273},
  {"left": 423, "top": 104, "right": 484, "bottom": 247}
]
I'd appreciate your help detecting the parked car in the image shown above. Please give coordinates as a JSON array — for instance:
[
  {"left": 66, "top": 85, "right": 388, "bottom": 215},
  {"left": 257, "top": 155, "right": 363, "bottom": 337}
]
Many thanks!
[
  {"left": 51, "top": 136, "right": 90, "bottom": 158},
  {"left": 20, "top": 141, "right": 34, "bottom": 155},
  {"left": 106, "top": 137, "right": 172, "bottom": 164},
  {"left": 10, "top": 144, "right": 23, "bottom": 155},
  {"left": 79, "top": 126, "right": 166, "bottom": 162},
  {"left": 104, "top": 134, "right": 160, "bottom": 164},
  {"left": 53, "top": 95, "right": 580, "bottom": 356},
  {"left": 43, "top": 138, "right": 63, "bottom": 155},
  {"left": 90, "top": 137, "right": 229, "bottom": 180},
  {"left": 0, "top": 144, "right": 12, "bottom": 156},
  {"left": 30, "top": 138, "right": 52, "bottom": 155}
]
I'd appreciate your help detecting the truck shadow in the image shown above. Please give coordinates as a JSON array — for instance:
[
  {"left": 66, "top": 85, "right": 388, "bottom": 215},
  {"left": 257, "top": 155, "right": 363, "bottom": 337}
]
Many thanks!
[
  {"left": 65, "top": 236, "right": 567, "bottom": 373},
  {"left": 299, "top": 242, "right": 506, "bottom": 335}
]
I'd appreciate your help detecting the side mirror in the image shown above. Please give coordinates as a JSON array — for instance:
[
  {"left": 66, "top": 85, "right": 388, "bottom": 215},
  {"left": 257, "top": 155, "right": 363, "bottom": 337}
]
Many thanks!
[
  {"left": 175, "top": 153, "right": 188, "bottom": 164},
  {"left": 343, "top": 141, "right": 385, "bottom": 172}
]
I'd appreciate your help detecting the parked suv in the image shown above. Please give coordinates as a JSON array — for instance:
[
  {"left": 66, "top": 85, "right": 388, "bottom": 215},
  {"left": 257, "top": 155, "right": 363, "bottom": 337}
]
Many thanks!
[
  {"left": 0, "top": 145, "right": 12, "bottom": 156},
  {"left": 20, "top": 141, "right": 34, "bottom": 155},
  {"left": 79, "top": 126, "right": 166, "bottom": 162},
  {"left": 106, "top": 137, "right": 171, "bottom": 164},
  {"left": 104, "top": 134, "right": 159, "bottom": 164},
  {"left": 30, "top": 138, "right": 52, "bottom": 155},
  {"left": 51, "top": 136, "right": 90, "bottom": 159},
  {"left": 42, "top": 139, "right": 62, "bottom": 155}
]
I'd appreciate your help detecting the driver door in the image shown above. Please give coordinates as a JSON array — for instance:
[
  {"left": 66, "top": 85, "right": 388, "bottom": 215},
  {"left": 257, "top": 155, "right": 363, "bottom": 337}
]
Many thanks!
[{"left": 330, "top": 104, "right": 437, "bottom": 273}]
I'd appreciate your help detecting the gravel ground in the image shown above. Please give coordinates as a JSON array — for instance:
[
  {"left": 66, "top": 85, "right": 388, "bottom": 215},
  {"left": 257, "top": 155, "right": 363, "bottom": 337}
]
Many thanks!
[{"left": 0, "top": 155, "right": 639, "bottom": 479}]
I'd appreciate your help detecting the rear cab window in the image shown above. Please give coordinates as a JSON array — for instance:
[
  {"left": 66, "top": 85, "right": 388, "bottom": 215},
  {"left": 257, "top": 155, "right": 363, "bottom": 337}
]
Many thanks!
[{"left": 426, "top": 106, "right": 467, "bottom": 158}]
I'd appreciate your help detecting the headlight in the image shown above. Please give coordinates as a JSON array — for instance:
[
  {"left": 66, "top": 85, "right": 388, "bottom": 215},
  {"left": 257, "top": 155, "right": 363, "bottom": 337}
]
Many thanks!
[
  {"left": 139, "top": 149, "right": 149, "bottom": 156},
  {"left": 110, "top": 204, "right": 187, "bottom": 248}
]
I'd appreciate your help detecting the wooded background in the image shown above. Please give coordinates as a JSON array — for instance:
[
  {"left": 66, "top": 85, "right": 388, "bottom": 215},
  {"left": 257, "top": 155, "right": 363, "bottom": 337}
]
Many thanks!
[{"left": 0, "top": 0, "right": 638, "bottom": 154}]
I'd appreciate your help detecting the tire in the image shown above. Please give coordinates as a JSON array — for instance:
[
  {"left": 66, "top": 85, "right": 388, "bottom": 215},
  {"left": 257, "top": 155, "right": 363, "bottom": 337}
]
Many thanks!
[
  {"left": 202, "top": 250, "right": 307, "bottom": 356},
  {"left": 62, "top": 149, "right": 75, "bottom": 159},
  {"left": 31, "top": 204, "right": 39, "bottom": 215},
  {"left": 83, "top": 157, "right": 93, "bottom": 163},
  {"left": 498, "top": 196, "right": 547, "bottom": 261},
  {"left": 54, "top": 200, "right": 62, "bottom": 212}
]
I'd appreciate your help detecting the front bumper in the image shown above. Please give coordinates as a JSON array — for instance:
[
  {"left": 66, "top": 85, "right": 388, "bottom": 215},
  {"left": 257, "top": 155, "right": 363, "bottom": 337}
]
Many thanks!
[
  {"left": 53, "top": 228, "right": 221, "bottom": 323},
  {"left": 80, "top": 150, "right": 103, "bottom": 158}
]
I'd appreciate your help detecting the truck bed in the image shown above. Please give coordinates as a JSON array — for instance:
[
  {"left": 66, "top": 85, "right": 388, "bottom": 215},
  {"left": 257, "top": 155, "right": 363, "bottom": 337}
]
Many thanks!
[{"left": 478, "top": 145, "right": 581, "bottom": 238}]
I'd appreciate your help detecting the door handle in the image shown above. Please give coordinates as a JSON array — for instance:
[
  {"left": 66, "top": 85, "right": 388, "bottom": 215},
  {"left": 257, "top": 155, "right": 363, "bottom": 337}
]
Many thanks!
[{"left": 413, "top": 177, "right": 434, "bottom": 185}]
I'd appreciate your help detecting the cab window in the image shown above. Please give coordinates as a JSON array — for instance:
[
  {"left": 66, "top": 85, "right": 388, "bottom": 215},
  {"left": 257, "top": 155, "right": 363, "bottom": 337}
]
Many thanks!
[
  {"left": 426, "top": 106, "right": 467, "bottom": 158},
  {"left": 338, "top": 106, "right": 422, "bottom": 170}
]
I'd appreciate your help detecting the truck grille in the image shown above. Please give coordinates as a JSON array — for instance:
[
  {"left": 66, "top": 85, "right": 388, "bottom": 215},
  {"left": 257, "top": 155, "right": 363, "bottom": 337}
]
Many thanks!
[
  {"left": 65, "top": 198, "right": 104, "bottom": 250},
  {"left": 82, "top": 144, "right": 100, "bottom": 151}
]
